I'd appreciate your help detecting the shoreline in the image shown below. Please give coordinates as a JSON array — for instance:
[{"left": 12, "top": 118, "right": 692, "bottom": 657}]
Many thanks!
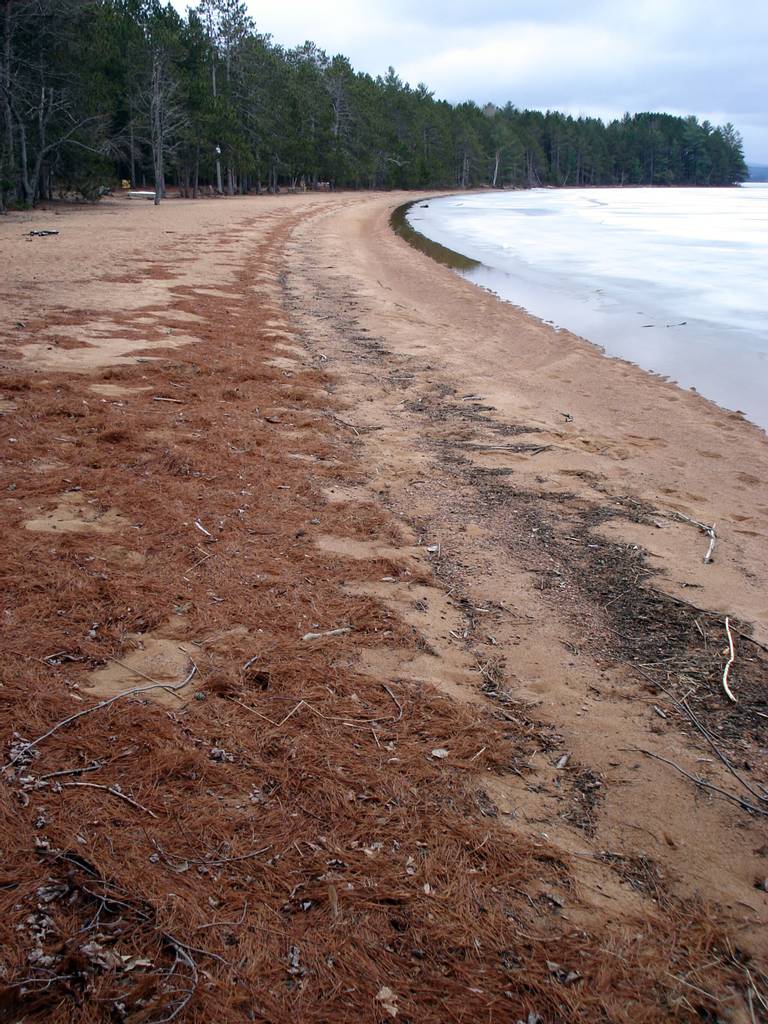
[
  {"left": 288, "top": 187, "right": 768, "bottom": 949},
  {"left": 348, "top": 193, "right": 768, "bottom": 641},
  {"left": 1, "top": 192, "right": 766, "bottom": 1018},
  {"left": 390, "top": 198, "right": 481, "bottom": 270},
  {"left": 403, "top": 188, "right": 768, "bottom": 432}
]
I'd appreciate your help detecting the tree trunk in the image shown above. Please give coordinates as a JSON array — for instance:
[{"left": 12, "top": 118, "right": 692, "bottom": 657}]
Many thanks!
[
  {"left": 459, "top": 151, "right": 470, "bottom": 189},
  {"left": 151, "top": 52, "right": 164, "bottom": 205},
  {"left": 1, "top": 1, "right": 14, "bottom": 208},
  {"left": 17, "top": 118, "right": 34, "bottom": 206},
  {"left": 210, "top": 57, "right": 223, "bottom": 194},
  {"left": 129, "top": 106, "right": 136, "bottom": 186}
]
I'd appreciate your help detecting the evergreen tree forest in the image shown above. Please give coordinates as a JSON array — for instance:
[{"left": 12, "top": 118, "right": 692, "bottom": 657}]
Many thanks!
[{"left": 0, "top": 0, "right": 749, "bottom": 209}]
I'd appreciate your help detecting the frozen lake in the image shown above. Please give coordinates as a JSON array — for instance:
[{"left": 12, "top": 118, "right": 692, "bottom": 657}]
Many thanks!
[{"left": 407, "top": 186, "right": 768, "bottom": 431}]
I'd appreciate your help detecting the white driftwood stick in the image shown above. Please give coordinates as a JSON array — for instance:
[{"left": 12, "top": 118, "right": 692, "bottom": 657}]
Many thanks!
[
  {"left": 703, "top": 523, "right": 717, "bottom": 564},
  {"left": 673, "top": 512, "right": 717, "bottom": 563},
  {"left": 722, "top": 617, "right": 737, "bottom": 703},
  {"left": 301, "top": 626, "right": 351, "bottom": 641}
]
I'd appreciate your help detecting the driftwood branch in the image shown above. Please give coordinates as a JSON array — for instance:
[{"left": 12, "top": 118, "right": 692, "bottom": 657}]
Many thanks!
[
  {"left": 703, "top": 526, "right": 717, "bottom": 563},
  {"left": 672, "top": 512, "right": 717, "bottom": 563}
]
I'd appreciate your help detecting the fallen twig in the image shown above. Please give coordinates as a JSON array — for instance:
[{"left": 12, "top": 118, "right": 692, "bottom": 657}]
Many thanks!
[
  {"left": 183, "top": 549, "right": 212, "bottom": 575},
  {"left": 3, "top": 974, "right": 78, "bottom": 989},
  {"left": 60, "top": 781, "right": 157, "bottom": 818},
  {"left": 381, "top": 684, "right": 404, "bottom": 722},
  {"left": 631, "top": 635, "right": 768, "bottom": 797},
  {"left": 3, "top": 663, "right": 197, "bottom": 772},
  {"left": 331, "top": 415, "right": 360, "bottom": 437},
  {"left": 680, "top": 697, "right": 767, "bottom": 804},
  {"left": 722, "top": 617, "right": 737, "bottom": 702},
  {"left": 229, "top": 697, "right": 315, "bottom": 728},
  {"left": 103, "top": 654, "right": 192, "bottom": 696},
  {"left": 196, "top": 902, "right": 248, "bottom": 931},
  {"left": 664, "top": 970, "right": 721, "bottom": 1004},
  {"left": 153, "top": 940, "right": 198, "bottom": 1023},
  {"left": 153, "top": 840, "right": 271, "bottom": 868},
  {"left": 704, "top": 528, "right": 717, "bottom": 563},
  {"left": 738, "top": 630, "right": 768, "bottom": 654},
  {"left": 650, "top": 590, "right": 768, "bottom": 656},
  {"left": 457, "top": 442, "right": 552, "bottom": 455},
  {"left": 228, "top": 683, "right": 403, "bottom": 729},
  {"left": 634, "top": 748, "right": 768, "bottom": 817},
  {"left": 202, "top": 847, "right": 271, "bottom": 866},
  {"left": 38, "top": 759, "right": 105, "bottom": 780}
]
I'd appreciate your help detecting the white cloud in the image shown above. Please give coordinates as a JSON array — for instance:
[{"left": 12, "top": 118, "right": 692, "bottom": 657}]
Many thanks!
[
  {"left": 397, "top": 22, "right": 636, "bottom": 99},
  {"left": 173, "top": 0, "right": 768, "bottom": 160}
]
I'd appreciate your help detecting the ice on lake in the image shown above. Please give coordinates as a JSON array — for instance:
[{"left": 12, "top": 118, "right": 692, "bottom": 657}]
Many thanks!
[{"left": 407, "top": 185, "right": 768, "bottom": 430}]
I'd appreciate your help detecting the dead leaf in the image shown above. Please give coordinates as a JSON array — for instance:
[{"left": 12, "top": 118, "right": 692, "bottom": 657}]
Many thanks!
[{"left": 376, "top": 986, "right": 398, "bottom": 1017}]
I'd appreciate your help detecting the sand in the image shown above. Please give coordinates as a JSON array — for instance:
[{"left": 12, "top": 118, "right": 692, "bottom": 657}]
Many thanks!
[
  {"left": 1, "top": 191, "right": 766, "bottom": 1021},
  {"left": 298, "top": 194, "right": 768, "bottom": 640},
  {"left": 286, "top": 191, "right": 768, "bottom": 935}
]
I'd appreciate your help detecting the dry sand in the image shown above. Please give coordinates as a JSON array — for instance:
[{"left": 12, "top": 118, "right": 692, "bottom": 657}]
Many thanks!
[{"left": 1, "top": 191, "right": 766, "bottom": 1022}]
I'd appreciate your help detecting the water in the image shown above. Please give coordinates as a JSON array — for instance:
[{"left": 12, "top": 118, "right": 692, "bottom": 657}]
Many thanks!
[{"left": 407, "top": 186, "right": 768, "bottom": 431}]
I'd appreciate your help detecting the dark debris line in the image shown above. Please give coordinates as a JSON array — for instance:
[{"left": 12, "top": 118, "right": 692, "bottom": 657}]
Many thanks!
[{"left": 404, "top": 386, "right": 768, "bottom": 792}]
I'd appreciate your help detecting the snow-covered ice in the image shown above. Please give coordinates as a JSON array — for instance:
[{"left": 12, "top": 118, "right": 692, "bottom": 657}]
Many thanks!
[{"left": 408, "top": 185, "right": 768, "bottom": 430}]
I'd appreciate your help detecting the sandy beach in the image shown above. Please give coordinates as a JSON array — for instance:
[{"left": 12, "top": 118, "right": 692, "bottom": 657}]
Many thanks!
[{"left": 1, "top": 191, "right": 766, "bottom": 1021}]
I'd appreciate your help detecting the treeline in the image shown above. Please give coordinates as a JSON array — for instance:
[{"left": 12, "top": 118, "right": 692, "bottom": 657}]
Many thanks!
[{"left": 0, "top": 0, "right": 749, "bottom": 208}]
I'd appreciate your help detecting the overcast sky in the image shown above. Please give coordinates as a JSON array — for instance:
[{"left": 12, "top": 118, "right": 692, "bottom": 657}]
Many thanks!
[{"left": 189, "top": 0, "right": 768, "bottom": 162}]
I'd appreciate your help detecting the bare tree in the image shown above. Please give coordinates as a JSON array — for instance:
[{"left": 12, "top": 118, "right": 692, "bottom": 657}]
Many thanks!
[
  {"left": 130, "top": 2, "right": 188, "bottom": 204},
  {"left": 0, "top": 0, "right": 104, "bottom": 207}
]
